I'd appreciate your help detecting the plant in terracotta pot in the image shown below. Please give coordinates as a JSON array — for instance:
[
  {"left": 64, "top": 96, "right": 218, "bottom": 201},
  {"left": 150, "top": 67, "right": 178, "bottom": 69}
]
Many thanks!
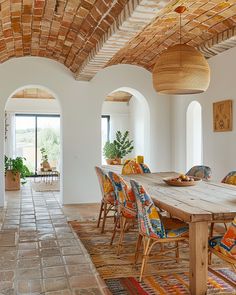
[
  {"left": 5, "top": 156, "right": 31, "bottom": 191},
  {"left": 40, "top": 148, "right": 51, "bottom": 171},
  {"left": 103, "top": 131, "right": 134, "bottom": 165}
]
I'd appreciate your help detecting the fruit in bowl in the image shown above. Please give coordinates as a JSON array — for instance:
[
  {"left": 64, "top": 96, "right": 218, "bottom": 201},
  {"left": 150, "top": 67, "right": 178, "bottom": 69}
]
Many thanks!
[{"left": 176, "top": 174, "right": 194, "bottom": 182}]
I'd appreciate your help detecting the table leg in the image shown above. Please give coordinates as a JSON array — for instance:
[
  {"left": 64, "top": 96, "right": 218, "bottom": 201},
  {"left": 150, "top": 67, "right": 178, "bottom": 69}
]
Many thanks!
[{"left": 189, "top": 221, "right": 208, "bottom": 295}]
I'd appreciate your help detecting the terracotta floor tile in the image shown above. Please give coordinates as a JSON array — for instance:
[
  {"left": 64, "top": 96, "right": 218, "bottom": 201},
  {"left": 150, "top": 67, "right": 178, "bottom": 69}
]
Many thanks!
[
  {"left": 44, "top": 277, "right": 69, "bottom": 292},
  {"left": 42, "top": 256, "right": 64, "bottom": 267},
  {"left": 3, "top": 182, "right": 104, "bottom": 295},
  {"left": 43, "top": 266, "right": 66, "bottom": 278},
  {"left": 69, "top": 275, "right": 98, "bottom": 289}
]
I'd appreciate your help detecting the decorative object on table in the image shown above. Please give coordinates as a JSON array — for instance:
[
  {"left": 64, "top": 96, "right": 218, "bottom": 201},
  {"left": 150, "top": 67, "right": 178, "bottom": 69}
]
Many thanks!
[
  {"left": 152, "top": 5, "right": 210, "bottom": 95},
  {"left": 122, "top": 160, "right": 151, "bottom": 175},
  {"left": 40, "top": 147, "right": 51, "bottom": 171},
  {"left": 136, "top": 155, "right": 144, "bottom": 164},
  {"left": 163, "top": 174, "right": 201, "bottom": 187},
  {"left": 213, "top": 100, "right": 232, "bottom": 132},
  {"left": 95, "top": 167, "right": 116, "bottom": 233},
  {"left": 5, "top": 156, "right": 31, "bottom": 191},
  {"left": 103, "top": 130, "right": 134, "bottom": 165},
  {"left": 209, "top": 216, "right": 236, "bottom": 273},
  {"left": 186, "top": 165, "right": 212, "bottom": 180}
]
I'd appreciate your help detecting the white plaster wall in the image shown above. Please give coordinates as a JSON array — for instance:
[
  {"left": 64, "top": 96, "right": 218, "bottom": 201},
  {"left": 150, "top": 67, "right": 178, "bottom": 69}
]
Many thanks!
[
  {"left": 102, "top": 101, "right": 130, "bottom": 141},
  {"left": 6, "top": 98, "right": 60, "bottom": 114},
  {"left": 0, "top": 57, "right": 171, "bottom": 207},
  {"left": 129, "top": 97, "right": 145, "bottom": 158},
  {"left": 171, "top": 46, "right": 236, "bottom": 181}
]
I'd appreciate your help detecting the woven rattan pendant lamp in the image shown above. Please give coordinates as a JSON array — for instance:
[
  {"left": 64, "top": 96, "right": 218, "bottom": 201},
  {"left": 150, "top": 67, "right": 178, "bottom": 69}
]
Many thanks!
[{"left": 153, "top": 6, "right": 210, "bottom": 95}]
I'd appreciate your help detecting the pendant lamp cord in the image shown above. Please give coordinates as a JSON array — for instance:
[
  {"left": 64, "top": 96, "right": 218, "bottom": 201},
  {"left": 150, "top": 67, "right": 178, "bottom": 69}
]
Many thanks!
[{"left": 179, "top": 12, "right": 182, "bottom": 44}]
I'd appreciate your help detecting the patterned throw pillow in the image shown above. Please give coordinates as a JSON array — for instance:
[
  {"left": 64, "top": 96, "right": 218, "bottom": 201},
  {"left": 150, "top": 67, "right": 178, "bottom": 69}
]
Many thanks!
[
  {"left": 186, "top": 165, "right": 212, "bottom": 180},
  {"left": 108, "top": 172, "right": 136, "bottom": 218},
  {"left": 217, "top": 217, "right": 236, "bottom": 259},
  {"left": 130, "top": 180, "right": 166, "bottom": 239},
  {"left": 122, "top": 160, "right": 151, "bottom": 175},
  {"left": 222, "top": 171, "right": 236, "bottom": 185}
]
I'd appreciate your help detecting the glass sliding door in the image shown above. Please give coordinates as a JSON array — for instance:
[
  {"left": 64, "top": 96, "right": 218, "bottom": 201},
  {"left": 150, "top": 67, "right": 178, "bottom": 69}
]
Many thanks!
[
  {"left": 37, "top": 116, "right": 60, "bottom": 171},
  {"left": 15, "top": 114, "right": 60, "bottom": 175},
  {"left": 15, "top": 116, "right": 36, "bottom": 174}
]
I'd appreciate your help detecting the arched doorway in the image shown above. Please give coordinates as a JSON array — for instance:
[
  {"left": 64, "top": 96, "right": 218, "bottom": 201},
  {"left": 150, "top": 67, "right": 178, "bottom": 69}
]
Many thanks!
[
  {"left": 5, "top": 85, "right": 63, "bottom": 202},
  {"left": 101, "top": 87, "right": 150, "bottom": 165},
  {"left": 186, "top": 101, "right": 202, "bottom": 170}
]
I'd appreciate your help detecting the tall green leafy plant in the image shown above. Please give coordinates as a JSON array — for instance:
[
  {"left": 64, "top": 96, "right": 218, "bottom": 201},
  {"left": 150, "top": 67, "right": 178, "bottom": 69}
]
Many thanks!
[
  {"left": 5, "top": 156, "right": 31, "bottom": 183},
  {"left": 114, "top": 131, "right": 134, "bottom": 158}
]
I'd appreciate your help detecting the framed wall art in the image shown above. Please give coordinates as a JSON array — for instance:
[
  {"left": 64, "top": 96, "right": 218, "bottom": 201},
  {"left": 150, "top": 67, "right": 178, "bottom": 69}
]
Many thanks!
[{"left": 213, "top": 99, "right": 232, "bottom": 132}]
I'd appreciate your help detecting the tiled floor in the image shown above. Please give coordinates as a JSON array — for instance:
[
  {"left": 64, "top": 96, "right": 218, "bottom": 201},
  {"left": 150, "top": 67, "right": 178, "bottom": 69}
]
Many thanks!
[{"left": 0, "top": 182, "right": 109, "bottom": 295}]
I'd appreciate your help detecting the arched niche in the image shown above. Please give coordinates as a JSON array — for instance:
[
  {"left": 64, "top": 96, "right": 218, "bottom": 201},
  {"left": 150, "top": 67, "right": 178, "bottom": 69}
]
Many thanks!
[{"left": 186, "top": 101, "right": 202, "bottom": 170}]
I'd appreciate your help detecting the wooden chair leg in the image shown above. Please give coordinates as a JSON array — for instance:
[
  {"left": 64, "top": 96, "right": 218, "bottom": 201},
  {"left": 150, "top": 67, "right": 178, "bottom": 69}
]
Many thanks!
[
  {"left": 210, "top": 223, "right": 214, "bottom": 237},
  {"left": 117, "top": 216, "right": 126, "bottom": 256},
  {"left": 139, "top": 238, "right": 151, "bottom": 282},
  {"left": 224, "top": 223, "right": 228, "bottom": 232},
  {"left": 110, "top": 214, "right": 119, "bottom": 245},
  {"left": 134, "top": 234, "right": 143, "bottom": 266},
  {"left": 175, "top": 241, "right": 179, "bottom": 263},
  {"left": 208, "top": 251, "right": 213, "bottom": 265},
  {"left": 101, "top": 202, "right": 107, "bottom": 233},
  {"left": 97, "top": 200, "right": 104, "bottom": 228}
]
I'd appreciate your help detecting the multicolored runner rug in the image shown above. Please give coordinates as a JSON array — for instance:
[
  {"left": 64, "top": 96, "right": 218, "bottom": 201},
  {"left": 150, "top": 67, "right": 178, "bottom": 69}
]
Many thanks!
[
  {"left": 70, "top": 220, "right": 236, "bottom": 294},
  {"left": 105, "top": 272, "right": 236, "bottom": 295}
]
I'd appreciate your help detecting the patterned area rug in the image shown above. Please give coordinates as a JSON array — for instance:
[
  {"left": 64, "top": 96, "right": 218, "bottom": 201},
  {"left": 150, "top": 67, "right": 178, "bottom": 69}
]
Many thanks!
[
  {"left": 70, "top": 220, "right": 236, "bottom": 294},
  {"left": 31, "top": 180, "right": 60, "bottom": 192}
]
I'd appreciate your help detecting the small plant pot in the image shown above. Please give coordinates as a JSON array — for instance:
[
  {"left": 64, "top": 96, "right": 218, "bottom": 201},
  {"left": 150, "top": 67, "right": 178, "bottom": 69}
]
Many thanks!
[
  {"left": 106, "top": 158, "right": 121, "bottom": 165},
  {"left": 5, "top": 170, "right": 21, "bottom": 191}
]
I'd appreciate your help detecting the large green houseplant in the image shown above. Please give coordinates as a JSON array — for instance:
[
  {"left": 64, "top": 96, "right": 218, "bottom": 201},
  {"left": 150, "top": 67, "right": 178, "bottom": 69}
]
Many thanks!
[
  {"left": 5, "top": 156, "right": 31, "bottom": 190},
  {"left": 103, "top": 131, "right": 134, "bottom": 165}
]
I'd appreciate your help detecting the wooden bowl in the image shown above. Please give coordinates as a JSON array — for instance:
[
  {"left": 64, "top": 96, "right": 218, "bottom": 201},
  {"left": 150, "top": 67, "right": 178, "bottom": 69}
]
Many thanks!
[{"left": 163, "top": 177, "right": 201, "bottom": 187}]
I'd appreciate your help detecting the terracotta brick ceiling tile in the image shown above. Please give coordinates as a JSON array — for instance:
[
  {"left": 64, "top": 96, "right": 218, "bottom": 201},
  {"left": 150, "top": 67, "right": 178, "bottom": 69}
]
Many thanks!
[{"left": 0, "top": 0, "right": 233, "bottom": 79}]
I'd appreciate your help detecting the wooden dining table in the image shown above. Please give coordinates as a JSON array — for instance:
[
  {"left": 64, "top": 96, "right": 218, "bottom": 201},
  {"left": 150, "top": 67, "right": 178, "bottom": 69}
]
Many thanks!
[{"left": 119, "top": 172, "right": 236, "bottom": 295}]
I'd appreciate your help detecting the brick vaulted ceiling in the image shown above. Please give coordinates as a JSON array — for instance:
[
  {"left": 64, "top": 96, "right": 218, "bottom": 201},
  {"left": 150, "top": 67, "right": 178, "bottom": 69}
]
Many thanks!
[{"left": 0, "top": 1, "right": 236, "bottom": 81}]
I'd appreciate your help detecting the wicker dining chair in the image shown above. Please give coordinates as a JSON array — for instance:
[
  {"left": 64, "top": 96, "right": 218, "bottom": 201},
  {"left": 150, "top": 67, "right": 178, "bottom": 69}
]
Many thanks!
[
  {"left": 122, "top": 160, "right": 151, "bottom": 175},
  {"left": 210, "top": 171, "right": 236, "bottom": 237},
  {"left": 186, "top": 165, "right": 212, "bottom": 180},
  {"left": 108, "top": 171, "right": 137, "bottom": 255},
  {"left": 130, "top": 179, "right": 189, "bottom": 282},
  {"left": 209, "top": 216, "right": 236, "bottom": 272},
  {"left": 95, "top": 167, "right": 116, "bottom": 233}
]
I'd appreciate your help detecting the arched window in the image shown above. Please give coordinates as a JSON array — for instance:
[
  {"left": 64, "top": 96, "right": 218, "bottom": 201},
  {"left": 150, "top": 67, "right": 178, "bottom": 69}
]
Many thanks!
[{"left": 186, "top": 101, "right": 202, "bottom": 170}]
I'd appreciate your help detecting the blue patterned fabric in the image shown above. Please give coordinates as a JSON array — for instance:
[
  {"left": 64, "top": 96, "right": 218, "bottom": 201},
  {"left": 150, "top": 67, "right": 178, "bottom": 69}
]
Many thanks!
[
  {"left": 130, "top": 180, "right": 165, "bottom": 239},
  {"left": 108, "top": 172, "right": 137, "bottom": 219},
  {"left": 186, "top": 165, "right": 212, "bottom": 180}
]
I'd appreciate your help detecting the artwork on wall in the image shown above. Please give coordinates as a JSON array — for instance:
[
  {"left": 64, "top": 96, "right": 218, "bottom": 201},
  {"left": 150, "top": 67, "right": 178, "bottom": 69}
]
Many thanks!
[{"left": 213, "top": 99, "right": 232, "bottom": 132}]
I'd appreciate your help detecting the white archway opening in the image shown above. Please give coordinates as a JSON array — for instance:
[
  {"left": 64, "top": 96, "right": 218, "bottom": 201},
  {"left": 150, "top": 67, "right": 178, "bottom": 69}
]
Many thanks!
[
  {"left": 186, "top": 101, "right": 202, "bottom": 170},
  {"left": 4, "top": 84, "right": 63, "bottom": 203},
  {"left": 101, "top": 86, "right": 150, "bottom": 165}
]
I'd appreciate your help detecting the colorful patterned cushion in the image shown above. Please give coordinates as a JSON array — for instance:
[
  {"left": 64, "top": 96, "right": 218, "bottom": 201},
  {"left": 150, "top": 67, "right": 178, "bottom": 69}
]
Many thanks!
[
  {"left": 209, "top": 217, "right": 236, "bottom": 260},
  {"left": 95, "top": 167, "right": 115, "bottom": 204},
  {"left": 108, "top": 172, "right": 136, "bottom": 219},
  {"left": 122, "top": 160, "right": 151, "bottom": 175},
  {"left": 130, "top": 180, "right": 166, "bottom": 239},
  {"left": 186, "top": 165, "right": 212, "bottom": 180},
  {"left": 222, "top": 171, "right": 236, "bottom": 185}
]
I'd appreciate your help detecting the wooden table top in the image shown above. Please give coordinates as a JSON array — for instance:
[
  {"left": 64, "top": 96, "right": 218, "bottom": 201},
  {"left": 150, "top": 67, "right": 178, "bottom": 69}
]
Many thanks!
[{"left": 122, "top": 172, "right": 236, "bottom": 223}]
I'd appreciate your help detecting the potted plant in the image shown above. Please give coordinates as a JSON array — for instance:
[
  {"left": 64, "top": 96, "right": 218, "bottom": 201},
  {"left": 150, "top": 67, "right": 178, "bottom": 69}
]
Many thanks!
[
  {"left": 103, "top": 142, "right": 120, "bottom": 165},
  {"left": 103, "top": 131, "right": 134, "bottom": 165},
  {"left": 40, "top": 148, "right": 51, "bottom": 171},
  {"left": 5, "top": 156, "right": 31, "bottom": 191}
]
